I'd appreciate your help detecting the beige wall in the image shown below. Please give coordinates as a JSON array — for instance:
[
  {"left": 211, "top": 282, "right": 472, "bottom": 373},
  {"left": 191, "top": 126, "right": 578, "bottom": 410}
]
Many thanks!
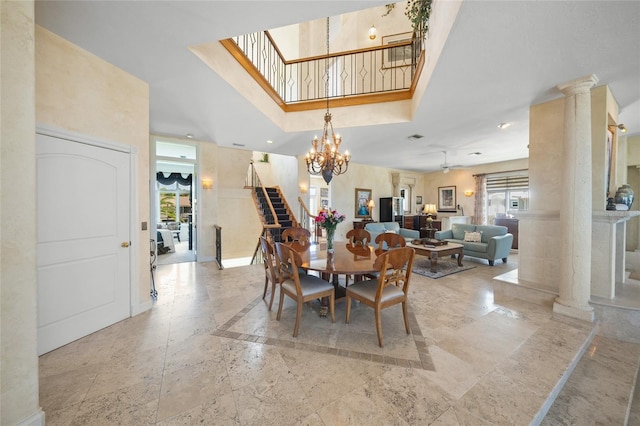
[
  {"left": 198, "top": 139, "right": 219, "bottom": 261},
  {"left": 35, "top": 26, "right": 151, "bottom": 307},
  {"left": 216, "top": 147, "right": 262, "bottom": 259},
  {"left": 1, "top": 1, "right": 43, "bottom": 424},
  {"left": 592, "top": 85, "right": 620, "bottom": 208},
  {"left": 319, "top": 161, "right": 406, "bottom": 241},
  {"left": 422, "top": 158, "right": 529, "bottom": 223},
  {"left": 520, "top": 84, "right": 623, "bottom": 289},
  {"left": 625, "top": 135, "right": 640, "bottom": 251}
]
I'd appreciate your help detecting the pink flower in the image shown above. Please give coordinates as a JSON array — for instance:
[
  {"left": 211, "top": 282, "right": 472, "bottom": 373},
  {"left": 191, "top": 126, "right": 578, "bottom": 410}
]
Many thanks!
[{"left": 315, "top": 210, "right": 345, "bottom": 229}]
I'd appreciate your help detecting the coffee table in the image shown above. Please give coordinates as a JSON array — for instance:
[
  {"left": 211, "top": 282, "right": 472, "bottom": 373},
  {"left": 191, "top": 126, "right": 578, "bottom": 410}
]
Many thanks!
[{"left": 407, "top": 242, "right": 464, "bottom": 273}]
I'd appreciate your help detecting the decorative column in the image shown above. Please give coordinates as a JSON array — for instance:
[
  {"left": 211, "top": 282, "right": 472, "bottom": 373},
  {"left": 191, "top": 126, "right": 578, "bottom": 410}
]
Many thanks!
[{"left": 554, "top": 75, "right": 598, "bottom": 321}]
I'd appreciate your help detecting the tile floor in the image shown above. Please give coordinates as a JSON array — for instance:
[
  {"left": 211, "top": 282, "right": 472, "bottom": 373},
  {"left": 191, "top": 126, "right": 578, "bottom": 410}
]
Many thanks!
[{"left": 39, "top": 252, "right": 640, "bottom": 425}]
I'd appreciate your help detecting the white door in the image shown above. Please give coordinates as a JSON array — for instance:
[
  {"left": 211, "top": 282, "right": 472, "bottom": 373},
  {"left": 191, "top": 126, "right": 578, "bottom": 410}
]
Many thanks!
[{"left": 37, "top": 133, "right": 131, "bottom": 355}]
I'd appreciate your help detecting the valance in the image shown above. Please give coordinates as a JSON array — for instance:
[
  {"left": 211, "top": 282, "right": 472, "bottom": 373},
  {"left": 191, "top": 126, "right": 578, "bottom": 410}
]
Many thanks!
[{"left": 156, "top": 172, "right": 192, "bottom": 186}]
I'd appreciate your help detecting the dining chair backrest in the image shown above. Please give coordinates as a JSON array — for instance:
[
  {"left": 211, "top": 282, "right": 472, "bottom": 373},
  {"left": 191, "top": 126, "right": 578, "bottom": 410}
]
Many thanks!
[
  {"left": 259, "top": 236, "right": 281, "bottom": 310},
  {"left": 374, "top": 232, "right": 406, "bottom": 253},
  {"left": 274, "top": 241, "right": 336, "bottom": 337},
  {"left": 281, "top": 227, "right": 312, "bottom": 252},
  {"left": 346, "top": 228, "right": 371, "bottom": 247},
  {"left": 274, "top": 242, "right": 304, "bottom": 293},
  {"left": 372, "top": 246, "right": 415, "bottom": 295},
  {"left": 260, "top": 236, "right": 279, "bottom": 280},
  {"left": 344, "top": 246, "right": 415, "bottom": 347}
]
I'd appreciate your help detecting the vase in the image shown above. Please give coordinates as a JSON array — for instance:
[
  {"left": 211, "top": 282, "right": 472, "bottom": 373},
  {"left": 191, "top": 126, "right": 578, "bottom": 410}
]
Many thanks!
[
  {"left": 615, "top": 184, "right": 635, "bottom": 209},
  {"left": 326, "top": 227, "right": 335, "bottom": 253}
]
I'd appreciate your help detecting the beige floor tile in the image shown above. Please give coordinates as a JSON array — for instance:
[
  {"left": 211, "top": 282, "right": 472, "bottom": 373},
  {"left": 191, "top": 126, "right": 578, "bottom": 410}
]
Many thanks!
[{"left": 37, "top": 252, "right": 636, "bottom": 425}]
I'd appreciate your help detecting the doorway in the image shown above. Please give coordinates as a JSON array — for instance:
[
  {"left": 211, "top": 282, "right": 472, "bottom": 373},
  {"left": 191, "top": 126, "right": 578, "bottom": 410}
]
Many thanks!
[{"left": 153, "top": 139, "right": 198, "bottom": 265}]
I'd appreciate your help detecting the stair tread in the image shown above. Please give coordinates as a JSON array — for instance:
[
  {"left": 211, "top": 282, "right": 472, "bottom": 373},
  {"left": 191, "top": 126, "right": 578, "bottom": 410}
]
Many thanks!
[
  {"left": 454, "top": 314, "right": 596, "bottom": 425},
  {"left": 542, "top": 334, "right": 640, "bottom": 425}
]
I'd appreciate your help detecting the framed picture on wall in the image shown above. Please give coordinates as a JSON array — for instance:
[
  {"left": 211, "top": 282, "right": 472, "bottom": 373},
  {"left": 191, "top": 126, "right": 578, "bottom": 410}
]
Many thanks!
[
  {"left": 355, "top": 188, "right": 372, "bottom": 218},
  {"left": 320, "top": 187, "right": 329, "bottom": 198},
  {"left": 438, "top": 186, "right": 457, "bottom": 212},
  {"left": 382, "top": 32, "right": 413, "bottom": 69},
  {"left": 320, "top": 198, "right": 329, "bottom": 209},
  {"left": 416, "top": 196, "right": 422, "bottom": 205}
]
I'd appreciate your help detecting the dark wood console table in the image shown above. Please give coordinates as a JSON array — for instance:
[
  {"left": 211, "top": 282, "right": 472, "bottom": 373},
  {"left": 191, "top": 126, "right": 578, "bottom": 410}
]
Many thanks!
[
  {"left": 353, "top": 220, "right": 375, "bottom": 230},
  {"left": 494, "top": 217, "right": 518, "bottom": 249}
]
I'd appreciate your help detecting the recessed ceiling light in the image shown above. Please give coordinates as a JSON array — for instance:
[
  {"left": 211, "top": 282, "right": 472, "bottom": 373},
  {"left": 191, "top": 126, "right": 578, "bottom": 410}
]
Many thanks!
[
  {"left": 498, "top": 123, "right": 511, "bottom": 129},
  {"left": 468, "top": 152, "right": 482, "bottom": 156},
  {"left": 232, "top": 142, "right": 245, "bottom": 147},
  {"left": 266, "top": 140, "right": 273, "bottom": 144},
  {"left": 407, "top": 134, "right": 424, "bottom": 141},
  {"left": 186, "top": 133, "right": 194, "bottom": 139}
]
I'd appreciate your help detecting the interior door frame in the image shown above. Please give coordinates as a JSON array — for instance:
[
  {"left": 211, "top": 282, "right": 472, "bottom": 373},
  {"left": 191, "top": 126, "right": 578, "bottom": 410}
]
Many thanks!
[
  {"left": 36, "top": 124, "right": 139, "bottom": 315},
  {"left": 150, "top": 135, "right": 200, "bottom": 261}
]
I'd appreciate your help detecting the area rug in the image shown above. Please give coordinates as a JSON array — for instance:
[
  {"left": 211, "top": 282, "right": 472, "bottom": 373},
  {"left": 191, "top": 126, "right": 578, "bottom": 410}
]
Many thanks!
[{"left": 412, "top": 256, "right": 476, "bottom": 279}]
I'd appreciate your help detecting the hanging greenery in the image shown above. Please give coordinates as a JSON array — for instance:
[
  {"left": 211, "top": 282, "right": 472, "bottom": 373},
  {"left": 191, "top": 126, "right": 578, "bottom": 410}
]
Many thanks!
[
  {"left": 405, "top": 0, "right": 433, "bottom": 36},
  {"left": 381, "top": 3, "right": 395, "bottom": 17}
]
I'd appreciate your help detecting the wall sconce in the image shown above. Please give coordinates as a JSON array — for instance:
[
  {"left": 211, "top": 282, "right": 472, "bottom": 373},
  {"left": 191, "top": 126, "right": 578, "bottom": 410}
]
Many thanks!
[
  {"left": 299, "top": 184, "right": 308, "bottom": 194},
  {"left": 464, "top": 190, "right": 474, "bottom": 197},
  {"left": 612, "top": 123, "right": 627, "bottom": 133},
  {"left": 201, "top": 179, "right": 213, "bottom": 190},
  {"left": 368, "top": 25, "right": 377, "bottom": 40}
]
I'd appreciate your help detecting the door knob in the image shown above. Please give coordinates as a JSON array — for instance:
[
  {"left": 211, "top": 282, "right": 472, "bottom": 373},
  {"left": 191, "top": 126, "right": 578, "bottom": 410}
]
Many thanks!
[{"left": 121, "top": 242, "right": 130, "bottom": 248}]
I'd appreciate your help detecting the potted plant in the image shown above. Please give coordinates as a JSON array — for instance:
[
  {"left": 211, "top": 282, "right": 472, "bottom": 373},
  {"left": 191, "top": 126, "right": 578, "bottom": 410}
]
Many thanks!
[{"left": 405, "top": 0, "right": 433, "bottom": 37}]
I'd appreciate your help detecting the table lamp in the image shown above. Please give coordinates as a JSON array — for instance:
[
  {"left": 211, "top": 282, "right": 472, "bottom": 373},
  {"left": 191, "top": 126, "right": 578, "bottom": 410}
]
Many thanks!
[
  {"left": 423, "top": 204, "right": 437, "bottom": 227},
  {"left": 367, "top": 199, "right": 375, "bottom": 219}
]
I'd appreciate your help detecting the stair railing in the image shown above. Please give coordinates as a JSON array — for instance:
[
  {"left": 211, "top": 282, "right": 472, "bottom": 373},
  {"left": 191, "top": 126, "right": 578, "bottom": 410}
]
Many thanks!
[
  {"left": 246, "top": 161, "right": 280, "bottom": 227},
  {"left": 222, "top": 30, "right": 424, "bottom": 105},
  {"left": 298, "top": 196, "right": 318, "bottom": 243},
  {"left": 213, "top": 224, "right": 223, "bottom": 270}
]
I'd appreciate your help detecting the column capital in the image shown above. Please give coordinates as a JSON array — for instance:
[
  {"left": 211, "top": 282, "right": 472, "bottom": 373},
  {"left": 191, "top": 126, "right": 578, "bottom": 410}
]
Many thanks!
[{"left": 557, "top": 74, "right": 599, "bottom": 96}]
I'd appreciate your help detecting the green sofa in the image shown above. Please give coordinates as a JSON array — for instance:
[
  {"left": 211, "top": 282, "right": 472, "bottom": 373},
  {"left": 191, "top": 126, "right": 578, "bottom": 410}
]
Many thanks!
[
  {"left": 434, "top": 223, "right": 513, "bottom": 266},
  {"left": 364, "top": 222, "right": 420, "bottom": 247}
]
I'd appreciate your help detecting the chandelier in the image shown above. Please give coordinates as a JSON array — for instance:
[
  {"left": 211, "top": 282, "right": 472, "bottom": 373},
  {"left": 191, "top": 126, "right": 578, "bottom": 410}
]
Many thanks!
[{"left": 305, "top": 17, "right": 350, "bottom": 184}]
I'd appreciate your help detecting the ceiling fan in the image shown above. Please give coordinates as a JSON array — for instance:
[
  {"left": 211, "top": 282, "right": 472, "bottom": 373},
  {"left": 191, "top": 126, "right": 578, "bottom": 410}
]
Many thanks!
[{"left": 440, "top": 151, "right": 463, "bottom": 173}]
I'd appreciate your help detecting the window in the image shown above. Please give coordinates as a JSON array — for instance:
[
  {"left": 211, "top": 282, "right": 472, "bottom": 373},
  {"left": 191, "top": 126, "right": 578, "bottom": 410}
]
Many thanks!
[{"left": 485, "top": 173, "right": 529, "bottom": 224}]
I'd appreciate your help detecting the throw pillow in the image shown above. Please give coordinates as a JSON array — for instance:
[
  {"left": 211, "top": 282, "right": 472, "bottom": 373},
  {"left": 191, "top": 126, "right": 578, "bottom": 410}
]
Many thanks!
[{"left": 464, "top": 231, "right": 482, "bottom": 243}]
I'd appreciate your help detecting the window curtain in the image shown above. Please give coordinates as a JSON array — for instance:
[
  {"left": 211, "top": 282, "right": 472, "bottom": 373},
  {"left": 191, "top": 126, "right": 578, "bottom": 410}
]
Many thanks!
[
  {"left": 156, "top": 172, "right": 193, "bottom": 207},
  {"left": 473, "top": 174, "right": 487, "bottom": 225}
]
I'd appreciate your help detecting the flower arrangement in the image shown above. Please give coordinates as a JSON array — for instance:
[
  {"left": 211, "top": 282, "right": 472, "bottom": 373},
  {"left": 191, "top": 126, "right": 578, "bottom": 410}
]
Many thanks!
[
  {"left": 315, "top": 209, "right": 344, "bottom": 252},
  {"left": 315, "top": 209, "right": 345, "bottom": 230}
]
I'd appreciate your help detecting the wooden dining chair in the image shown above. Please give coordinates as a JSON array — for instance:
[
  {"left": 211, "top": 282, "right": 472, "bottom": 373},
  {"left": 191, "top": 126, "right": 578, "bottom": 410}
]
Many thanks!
[
  {"left": 345, "top": 246, "right": 415, "bottom": 347},
  {"left": 275, "top": 242, "right": 335, "bottom": 337},
  {"left": 374, "top": 232, "right": 406, "bottom": 254},
  {"left": 344, "top": 229, "right": 372, "bottom": 286},
  {"left": 281, "top": 227, "right": 312, "bottom": 252},
  {"left": 346, "top": 228, "right": 372, "bottom": 247},
  {"left": 259, "top": 236, "right": 281, "bottom": 311}
]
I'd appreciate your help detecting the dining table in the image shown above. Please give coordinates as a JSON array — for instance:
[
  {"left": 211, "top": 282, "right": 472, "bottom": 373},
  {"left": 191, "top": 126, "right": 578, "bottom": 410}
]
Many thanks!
[{"left": 295, "top": 242, "right": 380, "bottom": 317}]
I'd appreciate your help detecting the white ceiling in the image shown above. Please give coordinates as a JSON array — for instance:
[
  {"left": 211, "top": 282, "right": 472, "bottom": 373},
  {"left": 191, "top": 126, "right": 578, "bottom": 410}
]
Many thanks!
[{"left": 34, "top": 1, "right": 640, "bottom": 173}]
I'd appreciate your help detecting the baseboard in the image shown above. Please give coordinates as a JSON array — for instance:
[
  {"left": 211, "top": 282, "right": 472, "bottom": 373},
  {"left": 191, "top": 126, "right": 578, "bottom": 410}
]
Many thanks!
[
  {"left": 17, "top": 409, "right": 45, "bottom": 426},
  {"left": 131, "top": 300, "right": 152, "bottom": 316}
]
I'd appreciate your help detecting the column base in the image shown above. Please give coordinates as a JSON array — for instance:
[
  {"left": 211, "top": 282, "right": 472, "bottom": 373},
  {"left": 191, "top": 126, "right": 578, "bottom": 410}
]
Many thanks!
[{"left": 553, "top": 300, "right": 595, "bottom": 322}]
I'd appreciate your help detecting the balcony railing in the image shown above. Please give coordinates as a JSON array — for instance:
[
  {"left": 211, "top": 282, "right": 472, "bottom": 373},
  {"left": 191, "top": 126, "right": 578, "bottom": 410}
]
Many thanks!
[{"left": 222, "top": 30, "right": 424, "bottom": 106}]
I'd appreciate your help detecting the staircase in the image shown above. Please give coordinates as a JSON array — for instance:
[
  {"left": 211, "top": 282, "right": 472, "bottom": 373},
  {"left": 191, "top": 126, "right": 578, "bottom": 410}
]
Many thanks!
[{"left": 253, "top": 186, "right": 297, "bottom": 242}]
